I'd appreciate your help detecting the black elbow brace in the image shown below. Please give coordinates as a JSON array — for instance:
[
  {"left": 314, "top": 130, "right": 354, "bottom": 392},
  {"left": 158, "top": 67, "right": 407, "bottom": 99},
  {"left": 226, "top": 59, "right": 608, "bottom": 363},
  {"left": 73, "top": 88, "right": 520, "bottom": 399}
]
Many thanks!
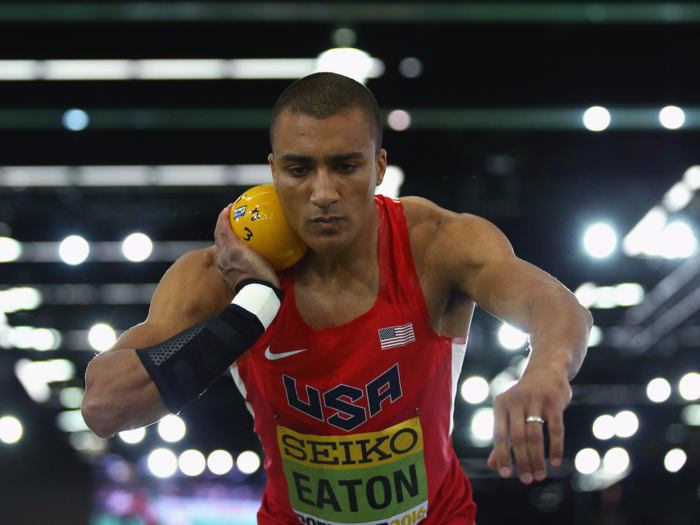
[{"left": 136, "top": 281, "right": 283, "bottom": 414}]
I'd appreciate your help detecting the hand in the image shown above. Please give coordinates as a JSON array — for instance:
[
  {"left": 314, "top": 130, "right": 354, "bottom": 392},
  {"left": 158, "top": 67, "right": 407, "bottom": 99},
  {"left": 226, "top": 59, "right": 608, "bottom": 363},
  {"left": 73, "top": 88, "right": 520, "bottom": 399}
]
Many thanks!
[
  {"left": 214, "top": 204, "right": 280, "bottom": 291},
  {"left": 486, "top": 366, "right": 572, "bottom": 484}
]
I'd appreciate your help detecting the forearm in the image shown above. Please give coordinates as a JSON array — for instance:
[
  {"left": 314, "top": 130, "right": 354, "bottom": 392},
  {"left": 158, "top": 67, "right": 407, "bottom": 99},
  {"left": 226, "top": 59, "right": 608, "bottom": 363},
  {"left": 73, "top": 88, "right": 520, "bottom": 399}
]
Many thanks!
[
  {"left": 82, "top": 280, "right": 282, "bottom": 438},
  {"left": 82, "top": 344, "right": 169, "bottom": 438},
  {"left": 526, "top": 288, "right": 592, "bottom": 381}
]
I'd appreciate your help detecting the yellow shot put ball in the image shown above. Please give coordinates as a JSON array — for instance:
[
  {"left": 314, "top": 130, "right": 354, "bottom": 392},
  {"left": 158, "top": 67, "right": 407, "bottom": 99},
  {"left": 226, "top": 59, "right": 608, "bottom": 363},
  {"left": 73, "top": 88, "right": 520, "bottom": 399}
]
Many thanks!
[{"left": 229, "top": 184, "right": 308, "bottom": 271}]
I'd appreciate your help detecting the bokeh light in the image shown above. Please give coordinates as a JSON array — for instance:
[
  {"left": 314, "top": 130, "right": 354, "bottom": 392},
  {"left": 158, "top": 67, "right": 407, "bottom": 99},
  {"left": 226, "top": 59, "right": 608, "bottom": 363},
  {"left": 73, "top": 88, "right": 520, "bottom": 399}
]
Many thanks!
[
  {"left": 603, "top": 448, "right": 630, "bottom": 474},
  {"left": 614, "top": 283, "right": 645, "bottom": 306},
  {"left": 681, "top": 405, "right": 700, "bottom": 426},
  {"left": 148, "top": 449, "right": 178, "bottom": 478},
  {"left": 158, "top": 415, "right": 186, "bottom": 442},
  {"left": 663, "top": 181, "right": 693, "bottom": 212},
  {"left": 498, "top": 323, "right": 528, "bottom": 350},
  {"left": 387, "top": 109, "right": 411, "bottom": 131},
  {"left": 179, "top": 450, "right": 206, "bottom": 476},
  {"left": 647, "top": 378, "right": 671, "bottom": 403},
  {"left": 588, "top": 326, "right": 603, "bottom": 347},
  {"left": 62, "top": 109, "right": 89, "bottom": 131},
  {"left": 664, "top": 448, "right": 687, "bottom": 473},
  {"left": 59, "top": 235, "right": 90, "bottom": 265},
  {"left": 461, "top": 377, "right": 490, "bottom": 404},
  {"left": 614, "top": 411, "right": 639, "bottom": 438},
  {"left": 659, "top": 106, "right": 685, "bottom": 129},
  {"left": 0, "top": 287, "right": 42, "bottom": 314},
  {"left": 660, "top": 223, "right": 697, "bottom": 259},
  {"left": 584, "top": 224, "right": 616, "bottom": 258},
  {"left": 0, "top": 416, "right": 23, "bottom": 444},
  {"left": 88, "top": 324, "right": 116, "bottom": 352},
  {"left": 574, "top": 282, "right": 598, "bottom": 308},
  {"left": 583, "top": 106, "right": 610, "bottom": 131},
  {"left": 207, "top": 450, "right": 234, "bottom": 475},
  {"left": 331, "top": 28, "right": 356, "bottom": 48},
  {"left": 683, "top": 165, "right": 700, "bottom": 190},
  {"left": 679, "top": 373, "right": 700, "bottom": 401},
  {"left": 399, "top": 57, "right": 423, "bottom": 78},
  {"left": 315, "top": 48, "right": 379, "bottom": 83},
  {"left": 56, "top": 410, "right": 90, "bottom": 432},
  {"left": 118, "top": 427, "right": 146, "bottom": 444},
  {"left": 0, "top": 237, "right": 22, "bottom": 262},
  {"left": 575, "top": 448, "right": 601, "bottom": 474},
  {"left": 593, "top": 415, "right": 616, "bottom": 440},
  {"left": 122, "top": 233, "right": 153, "bottom": 262},
  {"left": 470, "top": 407, "right": 494, "bottom": 446},
  {"left": 59, "top": 387, "right": 84, "bottom": 409},
  {"left": 237, "top": 451, "right": 261, "bottom": 475}
]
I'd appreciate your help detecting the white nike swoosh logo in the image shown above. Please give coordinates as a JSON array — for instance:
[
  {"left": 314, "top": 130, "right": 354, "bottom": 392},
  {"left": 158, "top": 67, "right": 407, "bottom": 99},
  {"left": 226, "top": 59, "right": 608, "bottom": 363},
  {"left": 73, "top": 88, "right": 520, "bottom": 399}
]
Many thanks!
[{"left": 264, "top": 347, "right": 309, "bottom": 360}]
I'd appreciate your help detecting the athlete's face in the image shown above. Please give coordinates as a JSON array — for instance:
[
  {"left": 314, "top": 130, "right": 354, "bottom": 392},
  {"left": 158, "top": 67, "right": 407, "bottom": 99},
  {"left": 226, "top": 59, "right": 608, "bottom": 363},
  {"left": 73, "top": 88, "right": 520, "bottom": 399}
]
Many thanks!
[{"left": 269, "top": 109, "right": 386, "bottom": 254}]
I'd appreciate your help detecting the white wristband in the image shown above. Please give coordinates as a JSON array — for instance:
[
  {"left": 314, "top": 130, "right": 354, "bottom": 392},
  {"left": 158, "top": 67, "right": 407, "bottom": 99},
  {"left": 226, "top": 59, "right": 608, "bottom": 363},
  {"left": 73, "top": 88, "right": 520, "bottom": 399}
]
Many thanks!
[{"left": 231, "top": 283, "right": 282, "bottom": 330}]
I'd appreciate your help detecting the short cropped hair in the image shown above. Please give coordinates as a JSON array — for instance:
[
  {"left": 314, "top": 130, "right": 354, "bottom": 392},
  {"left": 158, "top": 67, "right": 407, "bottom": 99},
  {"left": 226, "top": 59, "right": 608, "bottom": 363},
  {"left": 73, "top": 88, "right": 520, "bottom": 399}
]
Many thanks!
[{"left": 269, "top": 72, "right": 383, "bottom": 154}]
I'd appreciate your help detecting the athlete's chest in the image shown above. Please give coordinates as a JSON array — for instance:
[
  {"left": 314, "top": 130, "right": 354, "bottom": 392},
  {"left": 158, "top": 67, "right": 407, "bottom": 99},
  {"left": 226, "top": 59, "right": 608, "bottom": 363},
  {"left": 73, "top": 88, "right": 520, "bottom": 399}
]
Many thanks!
[{"left": 294, "top": 277, "right": 379, "bottom": 330}]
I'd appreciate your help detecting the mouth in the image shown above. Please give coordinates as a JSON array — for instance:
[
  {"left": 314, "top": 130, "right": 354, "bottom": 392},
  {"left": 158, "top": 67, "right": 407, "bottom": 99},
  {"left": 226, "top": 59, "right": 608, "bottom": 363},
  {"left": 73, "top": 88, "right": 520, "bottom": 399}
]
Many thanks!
[{"left": 311, "top": 216, "right": 342, "bottom": 230}]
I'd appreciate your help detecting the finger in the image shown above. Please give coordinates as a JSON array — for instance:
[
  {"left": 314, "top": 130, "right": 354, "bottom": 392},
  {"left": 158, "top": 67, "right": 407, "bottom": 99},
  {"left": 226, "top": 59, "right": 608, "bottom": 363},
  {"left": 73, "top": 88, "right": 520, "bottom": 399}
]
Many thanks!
[
  {"left": 215, "top": 204, "right": 238, "bottom": 244},
  {"left": 546, "top": 409, "right": 565, "bottom": 468},
  {"left": 487, "top": 449, "right": 497, "bottom": 470},
  {"left": 509, "top": 409, "right": 533, "bottom": 484},
  {"left": 214, "top": 205, "right": 229, "bottom": 239},
  {"left": 492, "top": 403, "right": 512, "bottom": 478},
  {"left": 216, "top": 204, "right": 234, "bottom": 231},
  {"left": 526, "top": 413, "right": 547, "bottom": 482}
]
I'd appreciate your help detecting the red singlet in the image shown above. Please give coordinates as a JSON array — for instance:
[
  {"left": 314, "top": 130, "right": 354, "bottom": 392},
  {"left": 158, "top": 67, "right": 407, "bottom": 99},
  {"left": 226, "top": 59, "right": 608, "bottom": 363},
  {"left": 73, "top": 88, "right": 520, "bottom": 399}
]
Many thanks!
[{"left": 232, "top": 195, "right": 477, "bottom": 525}]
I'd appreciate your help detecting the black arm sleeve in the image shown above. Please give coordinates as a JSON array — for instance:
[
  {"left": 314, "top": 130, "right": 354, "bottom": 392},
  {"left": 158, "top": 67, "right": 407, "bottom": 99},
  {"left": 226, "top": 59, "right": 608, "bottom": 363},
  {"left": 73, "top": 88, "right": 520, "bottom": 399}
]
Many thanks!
[{"left": 135, "top": 303, "right": 265, "bottom": 414}]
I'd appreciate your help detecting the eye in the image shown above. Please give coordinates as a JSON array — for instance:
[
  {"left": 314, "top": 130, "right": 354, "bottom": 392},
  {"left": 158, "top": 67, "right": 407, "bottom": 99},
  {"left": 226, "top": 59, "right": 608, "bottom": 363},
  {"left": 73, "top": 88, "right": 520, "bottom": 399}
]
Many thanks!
[
  {"left": 337, "top": 163, "right": 358, "bottom": 173},
  {"left": 287, "top": 167, "right": 308, "bottom": 176}
]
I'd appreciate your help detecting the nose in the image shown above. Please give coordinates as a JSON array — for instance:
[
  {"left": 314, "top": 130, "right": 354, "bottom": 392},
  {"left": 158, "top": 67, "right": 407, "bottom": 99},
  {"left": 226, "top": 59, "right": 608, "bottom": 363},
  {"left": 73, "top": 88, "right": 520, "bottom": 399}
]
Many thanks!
[{"left": 309, "top": 169, "right": 339, "bottom": 208}]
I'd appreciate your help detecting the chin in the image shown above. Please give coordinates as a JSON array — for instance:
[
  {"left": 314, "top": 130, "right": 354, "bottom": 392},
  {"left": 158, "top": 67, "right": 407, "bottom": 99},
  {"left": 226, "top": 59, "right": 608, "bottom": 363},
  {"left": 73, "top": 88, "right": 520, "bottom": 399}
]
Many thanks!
[{"left": 304, "top": 231, "right": 352, "bottom": 254}]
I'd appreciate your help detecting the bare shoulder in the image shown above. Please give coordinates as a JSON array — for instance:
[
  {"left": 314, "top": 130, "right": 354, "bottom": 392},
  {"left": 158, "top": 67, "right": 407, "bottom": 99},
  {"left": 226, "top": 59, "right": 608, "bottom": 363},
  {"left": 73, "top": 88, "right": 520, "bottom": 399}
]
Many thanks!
[
  {"left": 146, "top": 245, "right": 234, "bottom": 328},
  {"left": 400, "top": 196, "right": 514, "bottom": 277},
  {"left": 401, "top": 196, "right": 454, "bottom": 228}
]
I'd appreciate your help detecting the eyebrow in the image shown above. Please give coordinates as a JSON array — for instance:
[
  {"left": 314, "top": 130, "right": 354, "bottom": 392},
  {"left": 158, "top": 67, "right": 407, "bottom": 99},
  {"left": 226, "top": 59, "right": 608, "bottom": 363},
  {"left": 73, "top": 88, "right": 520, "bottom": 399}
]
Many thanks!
[{"left": 279, "top": 152, "right": 364, "bottom": 164}]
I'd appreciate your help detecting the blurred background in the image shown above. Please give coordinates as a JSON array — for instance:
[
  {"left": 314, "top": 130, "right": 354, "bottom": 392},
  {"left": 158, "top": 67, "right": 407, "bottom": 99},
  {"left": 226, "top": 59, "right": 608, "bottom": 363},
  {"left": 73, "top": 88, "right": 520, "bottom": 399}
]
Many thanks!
[{"left": 1, "top": 1, "right": 699, "bottom": 524}]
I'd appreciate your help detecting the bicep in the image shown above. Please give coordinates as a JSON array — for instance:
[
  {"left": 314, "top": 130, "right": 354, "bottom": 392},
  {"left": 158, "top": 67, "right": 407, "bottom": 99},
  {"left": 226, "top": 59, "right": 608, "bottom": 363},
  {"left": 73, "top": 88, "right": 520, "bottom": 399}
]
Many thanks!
[
  {"left": 139, "top": 246, "right": 235, "bottom": 341},
  {"left": 102, "top": 247, "right": 232, "bottom": 352},
  {"left": 465, "top": 257, "right": 564, "bottom": 332},
  {"left": 437, "top": 215, "right": 562, "bottom": 332}
]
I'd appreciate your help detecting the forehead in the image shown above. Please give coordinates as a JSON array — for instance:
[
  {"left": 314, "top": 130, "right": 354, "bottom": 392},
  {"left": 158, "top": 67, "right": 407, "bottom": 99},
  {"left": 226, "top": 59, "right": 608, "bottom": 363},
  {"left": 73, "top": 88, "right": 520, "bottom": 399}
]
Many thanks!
[{"left": 273, "top": 109, "right": 373, "bottom": 157}]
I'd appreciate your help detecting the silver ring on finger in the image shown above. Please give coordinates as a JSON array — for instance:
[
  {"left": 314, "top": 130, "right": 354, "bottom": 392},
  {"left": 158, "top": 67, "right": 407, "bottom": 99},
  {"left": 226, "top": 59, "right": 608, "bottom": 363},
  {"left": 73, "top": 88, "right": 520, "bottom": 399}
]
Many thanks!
[{"left": 526, "top": 415, "right": 546, "bottom": 424}]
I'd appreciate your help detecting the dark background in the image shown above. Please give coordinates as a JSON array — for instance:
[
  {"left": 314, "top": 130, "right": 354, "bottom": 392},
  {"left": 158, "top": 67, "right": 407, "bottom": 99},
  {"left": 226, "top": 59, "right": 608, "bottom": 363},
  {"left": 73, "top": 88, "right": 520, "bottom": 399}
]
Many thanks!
[{"left": 1, "top": 1, "right": 699, "bottom": 524}]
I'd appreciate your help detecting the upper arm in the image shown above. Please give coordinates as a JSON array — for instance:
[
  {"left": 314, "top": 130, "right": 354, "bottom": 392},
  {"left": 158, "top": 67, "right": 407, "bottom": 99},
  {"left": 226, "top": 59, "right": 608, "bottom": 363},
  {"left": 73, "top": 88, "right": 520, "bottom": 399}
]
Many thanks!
[
  {"left": 112, "top": 245, "right": 235, "bottom": 350},
  {"left": 422, "top": 208, "right": 568, "bottom": 333}
]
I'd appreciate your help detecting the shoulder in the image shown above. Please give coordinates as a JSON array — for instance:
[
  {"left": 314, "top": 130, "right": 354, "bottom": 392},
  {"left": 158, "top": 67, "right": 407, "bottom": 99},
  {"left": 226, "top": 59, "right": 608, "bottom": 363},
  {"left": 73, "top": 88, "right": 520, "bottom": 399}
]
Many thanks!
[
  {"left": 399, "top": 196, "right": 514, "bottom": 276},
  {"left": 400, "top": 196, "right": 512, "bottom": 255},
  {"left": 159, "top": 245, "right": 219, "bottom": 282}
]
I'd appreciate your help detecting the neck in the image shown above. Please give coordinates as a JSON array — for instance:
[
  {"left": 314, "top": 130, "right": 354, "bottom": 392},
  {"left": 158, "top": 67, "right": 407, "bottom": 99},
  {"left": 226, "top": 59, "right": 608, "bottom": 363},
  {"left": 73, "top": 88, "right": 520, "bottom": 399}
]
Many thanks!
[{"left": 296, "top": 207, "right": 380, "bottom": 285}]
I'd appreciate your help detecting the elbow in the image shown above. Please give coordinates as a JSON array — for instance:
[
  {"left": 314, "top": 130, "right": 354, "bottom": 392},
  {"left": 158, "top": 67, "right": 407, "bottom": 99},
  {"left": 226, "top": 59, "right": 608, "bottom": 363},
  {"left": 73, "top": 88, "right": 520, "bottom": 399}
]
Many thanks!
[
  {"left": 580, "top": 303, "right": 594, "bottom": 330},
  {"left": 81, "top": 396, "right": 117, "bottom": 439},
  {"left": 81, "top": 359, "right": 121, "bottom": 439},
  {"left": 573, "top": 302, "right": 594, "bottom": 352}
]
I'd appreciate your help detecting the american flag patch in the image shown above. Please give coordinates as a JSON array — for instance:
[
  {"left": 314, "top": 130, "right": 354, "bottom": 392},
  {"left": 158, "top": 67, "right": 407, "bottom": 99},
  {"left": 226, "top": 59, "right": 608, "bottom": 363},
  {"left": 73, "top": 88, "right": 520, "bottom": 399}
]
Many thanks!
[{"left": 378, "top": 323, "right": 415, "bottom": 350}]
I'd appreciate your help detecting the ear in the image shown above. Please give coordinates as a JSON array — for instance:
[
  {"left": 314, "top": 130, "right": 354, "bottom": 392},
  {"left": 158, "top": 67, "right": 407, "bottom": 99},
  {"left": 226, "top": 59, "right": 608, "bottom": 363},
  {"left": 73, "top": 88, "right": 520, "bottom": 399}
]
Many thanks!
[
  {"left": 375, "top": 148, "right": 387, "bottom": 187},
  {"left": 268, "top": 153, "right": 277, "bottom": 187}
]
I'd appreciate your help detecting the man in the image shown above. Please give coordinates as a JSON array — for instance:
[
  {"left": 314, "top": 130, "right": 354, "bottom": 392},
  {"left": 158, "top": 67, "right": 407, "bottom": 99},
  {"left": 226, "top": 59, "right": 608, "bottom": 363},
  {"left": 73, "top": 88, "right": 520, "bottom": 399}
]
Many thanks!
[{"left": 82, "top": 72, "right": 592, "bottom": 524}]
